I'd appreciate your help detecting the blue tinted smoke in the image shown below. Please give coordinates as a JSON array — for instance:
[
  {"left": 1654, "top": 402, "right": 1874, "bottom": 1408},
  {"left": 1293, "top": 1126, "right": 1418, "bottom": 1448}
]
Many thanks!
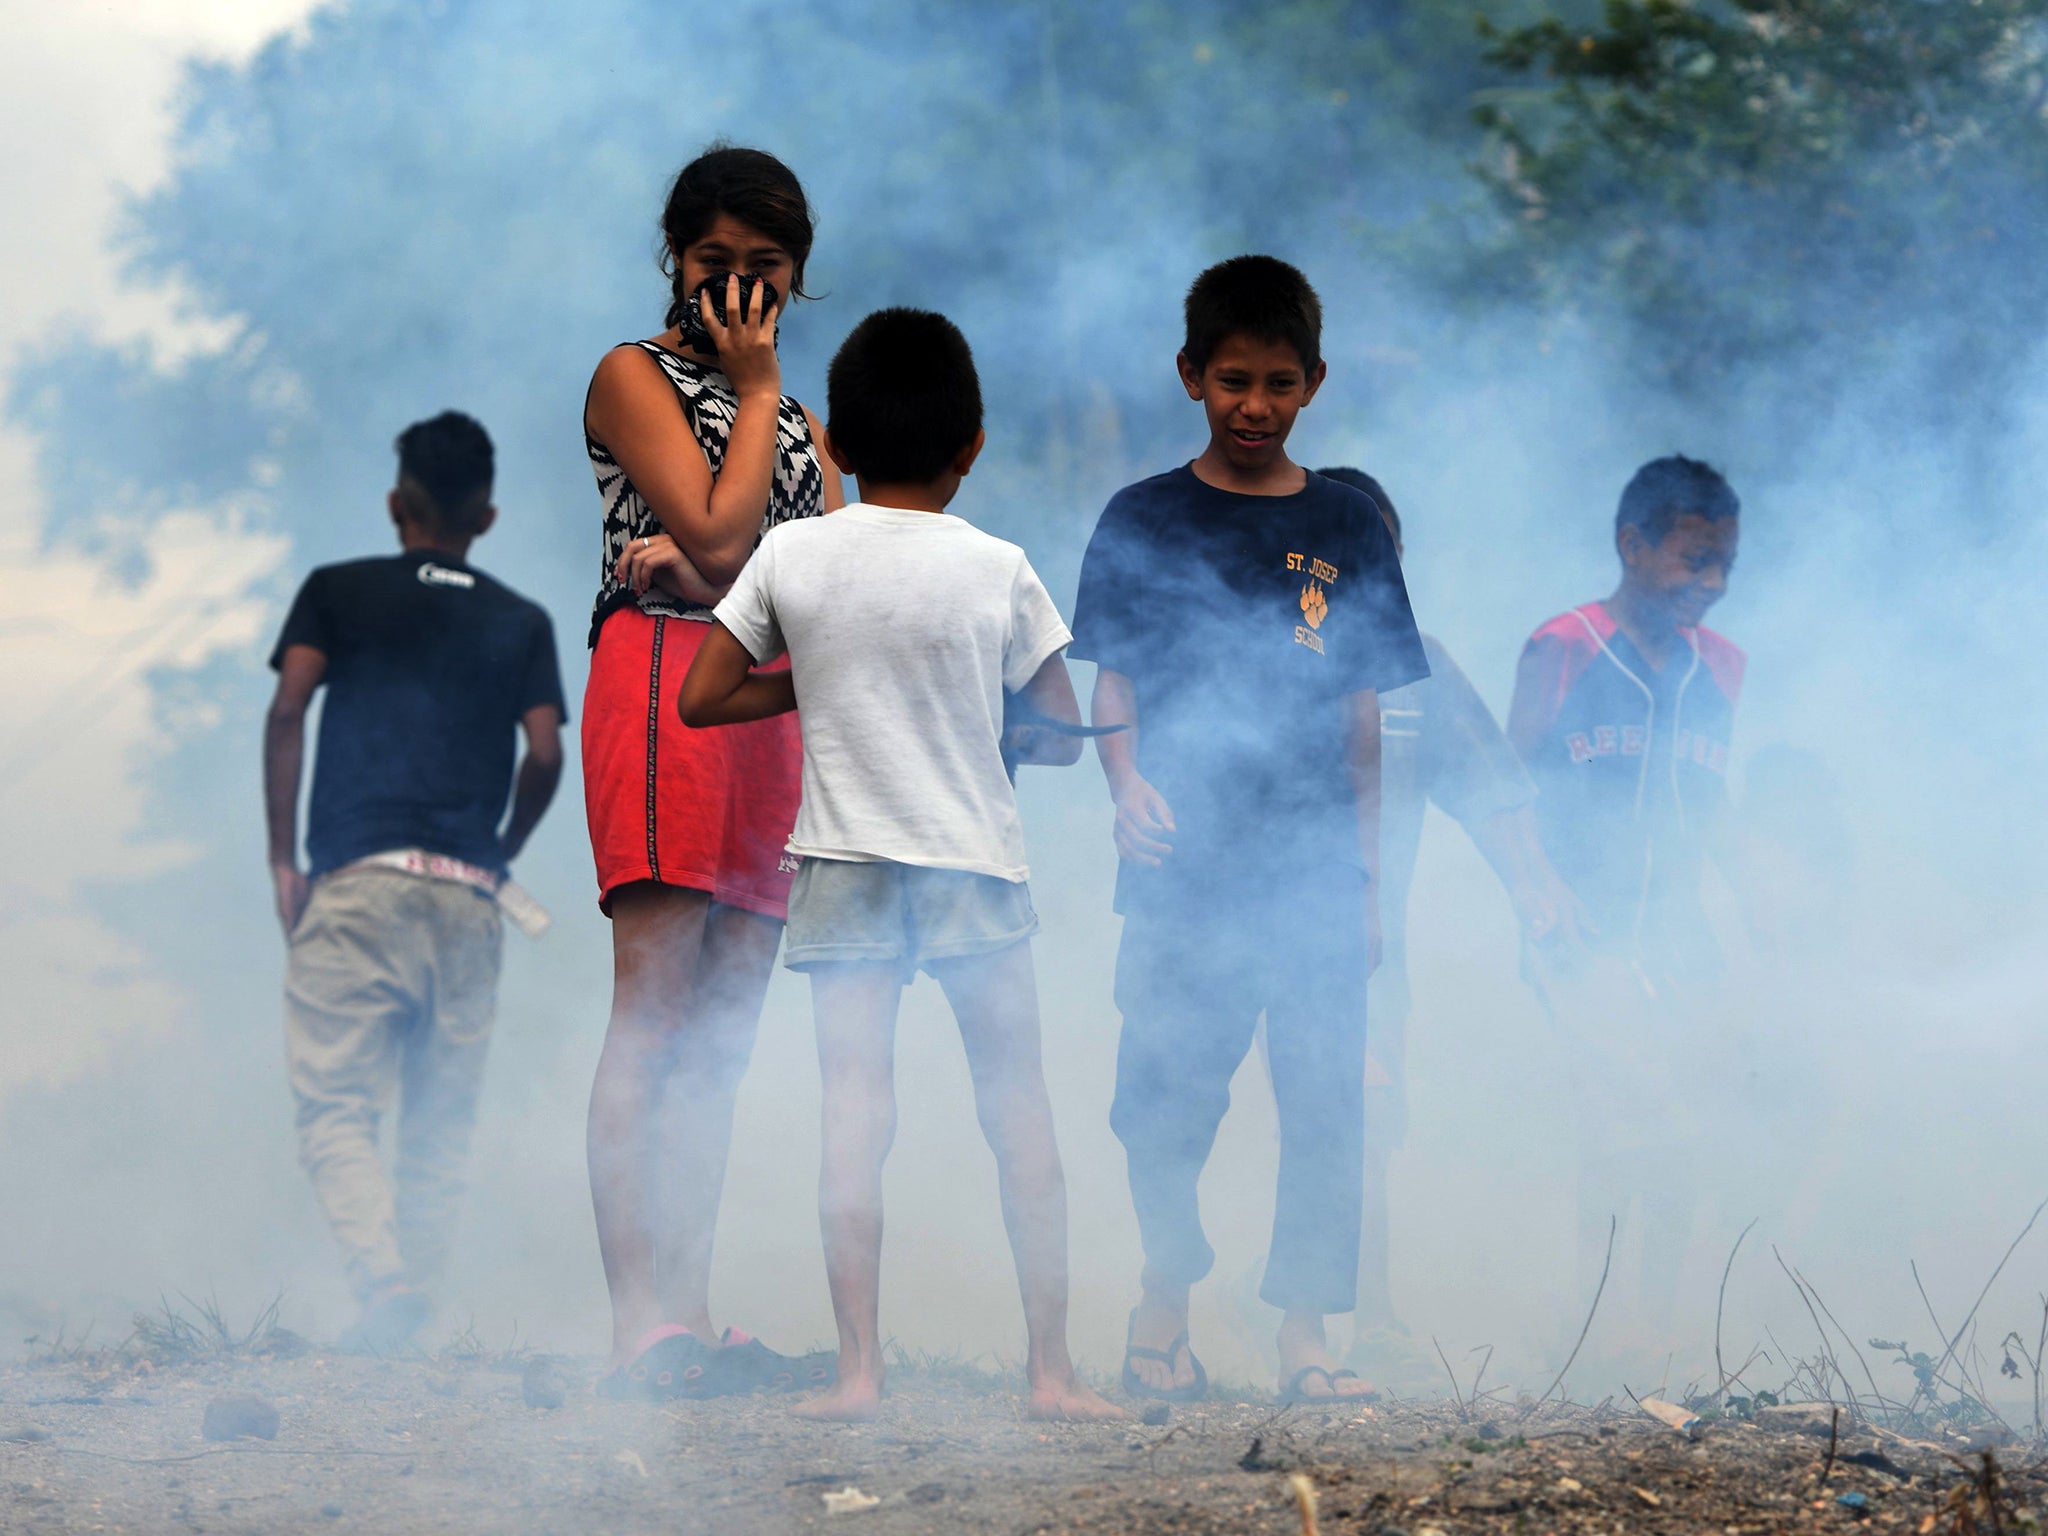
[{"left": 5, "top": 0, "right": 2046, "bottom": 1388}]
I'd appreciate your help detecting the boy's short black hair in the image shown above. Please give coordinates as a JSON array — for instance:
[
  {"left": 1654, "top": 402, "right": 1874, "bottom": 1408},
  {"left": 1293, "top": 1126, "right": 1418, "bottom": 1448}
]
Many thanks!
[
  {"left": 1316, "top": 466, "right": 1399, "bottom": 544},
  {"left": 1617, "top": 455, "right": 1739, "bottom": 542},
  {"left": 827, "top": 308, "right": 983, "bottom": 484},
  {"left": 395, "top": 411, "right": 494, "bottom": 536},
  {"left": 1183, "top": 255, "right": 1323, "bottom": 375}
]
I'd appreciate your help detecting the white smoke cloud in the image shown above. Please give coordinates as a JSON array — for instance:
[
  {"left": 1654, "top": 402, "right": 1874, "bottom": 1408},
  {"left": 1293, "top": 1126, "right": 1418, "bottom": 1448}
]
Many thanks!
[{"left": 0, "top": 0, "right": 317, "bottom": 1102}]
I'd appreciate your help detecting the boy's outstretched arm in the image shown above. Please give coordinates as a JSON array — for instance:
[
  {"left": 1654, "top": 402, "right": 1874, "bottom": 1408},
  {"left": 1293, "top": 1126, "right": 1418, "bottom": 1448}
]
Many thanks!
[
  {"left": 1468, "top": 806, "right": 1594, "bottom": 950},
  {"left": 1345, "top": 687, "right": 1384, "bottom": 975},
  {"left": 1002, "top": 653, "right": 1085, "bottom": 767},
  {"left": 676, "top": 622, "right": 796, "bottom": 728},
  {"left": 1089, "top": 667, "right": 1174, "bottom": 865}
]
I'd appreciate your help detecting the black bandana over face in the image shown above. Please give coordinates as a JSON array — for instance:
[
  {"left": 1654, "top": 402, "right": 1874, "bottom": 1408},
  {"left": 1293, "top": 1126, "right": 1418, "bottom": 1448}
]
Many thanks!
[{"left": 676, "top": 271, "right": 781, "bottom": 357}]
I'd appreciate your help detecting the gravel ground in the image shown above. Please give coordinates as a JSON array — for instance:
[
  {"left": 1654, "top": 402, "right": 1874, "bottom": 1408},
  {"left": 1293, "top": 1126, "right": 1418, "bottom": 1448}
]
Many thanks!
[{"left": 5, "top": 1345, "right": 2046, "bottom": 1534}]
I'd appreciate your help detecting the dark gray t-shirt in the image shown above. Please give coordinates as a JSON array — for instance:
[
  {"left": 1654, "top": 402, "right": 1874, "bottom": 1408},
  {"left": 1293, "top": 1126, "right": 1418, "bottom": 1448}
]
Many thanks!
[{"left": 271, "top": 551, "right": 565, "bottom": 877}]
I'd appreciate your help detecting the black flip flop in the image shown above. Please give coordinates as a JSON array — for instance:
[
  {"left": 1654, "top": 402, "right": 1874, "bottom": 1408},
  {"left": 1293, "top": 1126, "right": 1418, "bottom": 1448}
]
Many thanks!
[
  {"left": 1119, "top": 1310, "right": 1208, "bottom": 1403},
  {"left": 596, "top": 1325, "right": 717, "bottom": 1401},
  {"left": 1277, "top": 1364, "right": 1378, "bottom": 1407}
]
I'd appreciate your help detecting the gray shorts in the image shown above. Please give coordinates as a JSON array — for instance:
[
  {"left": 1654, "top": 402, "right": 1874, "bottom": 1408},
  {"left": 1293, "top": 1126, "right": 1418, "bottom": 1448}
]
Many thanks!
[{"left": 783, "top": 858, "right": 1038, "bottom": 978}]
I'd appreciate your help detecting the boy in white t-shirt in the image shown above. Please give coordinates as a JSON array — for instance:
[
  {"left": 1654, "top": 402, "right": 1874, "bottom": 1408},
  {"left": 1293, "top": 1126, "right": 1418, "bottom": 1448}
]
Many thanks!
[{"left": 676, "top": 308, "right": 1124, "bottom": 1424}]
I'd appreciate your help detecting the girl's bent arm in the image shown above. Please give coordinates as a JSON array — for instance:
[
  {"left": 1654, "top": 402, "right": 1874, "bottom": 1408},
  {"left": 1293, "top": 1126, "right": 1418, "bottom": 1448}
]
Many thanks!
[
  {"left": 676, "top": 622, "right": 795, "bottom": 728},
  {"left": 586, "top": 343, "right": 782, "bottom": 585}
]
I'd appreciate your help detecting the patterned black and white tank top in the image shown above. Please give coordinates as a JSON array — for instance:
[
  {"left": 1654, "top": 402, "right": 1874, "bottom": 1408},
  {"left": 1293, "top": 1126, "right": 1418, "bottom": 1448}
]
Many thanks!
[{"left": 586, "top": 340, "right": 826, "bottom": 648}]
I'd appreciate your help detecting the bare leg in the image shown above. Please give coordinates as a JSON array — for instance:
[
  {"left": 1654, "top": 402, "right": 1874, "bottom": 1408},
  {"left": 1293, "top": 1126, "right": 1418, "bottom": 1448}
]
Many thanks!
[
  {"left": 587, "top": 883, "right": 713, "bottom": 1364},
  {"left": 791, "top": 960, "right": 901, "bottom": 1422},
  {"left": 934, "top": 943, "right": 1126, "bottom": 1422},
  {"left": 652, "top": 902, "right": 782, "bottom": 1334}
]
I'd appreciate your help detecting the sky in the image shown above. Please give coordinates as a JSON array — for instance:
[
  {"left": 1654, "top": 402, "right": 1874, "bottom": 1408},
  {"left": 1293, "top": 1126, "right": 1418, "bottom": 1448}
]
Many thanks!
[{"left": 0, "top": 1, "right": 322, "bottom": 1098}]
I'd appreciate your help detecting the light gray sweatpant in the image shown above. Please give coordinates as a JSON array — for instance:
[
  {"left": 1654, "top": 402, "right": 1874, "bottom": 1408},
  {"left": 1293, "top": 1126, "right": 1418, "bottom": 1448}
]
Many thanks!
[{"left": 284, "top": 865, "right": 501, "bottom": 1302}]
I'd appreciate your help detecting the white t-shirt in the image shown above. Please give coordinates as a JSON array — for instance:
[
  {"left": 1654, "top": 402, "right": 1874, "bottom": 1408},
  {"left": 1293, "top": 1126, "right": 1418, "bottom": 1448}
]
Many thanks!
[{"left": 713, "top": 502, "right": 1073, "bottom": 881}]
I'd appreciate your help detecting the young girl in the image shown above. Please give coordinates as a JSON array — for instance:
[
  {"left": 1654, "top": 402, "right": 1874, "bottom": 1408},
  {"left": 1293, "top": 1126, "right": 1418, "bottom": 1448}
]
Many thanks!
[{"left": 580, "top": 145, "right": 842, "bottom": 1398}]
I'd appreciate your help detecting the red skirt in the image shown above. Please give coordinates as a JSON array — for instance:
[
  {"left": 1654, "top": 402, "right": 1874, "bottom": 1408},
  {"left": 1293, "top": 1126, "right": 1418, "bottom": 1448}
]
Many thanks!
[{"left": 582, "top": 609, "right": 801, "bottom": 919}]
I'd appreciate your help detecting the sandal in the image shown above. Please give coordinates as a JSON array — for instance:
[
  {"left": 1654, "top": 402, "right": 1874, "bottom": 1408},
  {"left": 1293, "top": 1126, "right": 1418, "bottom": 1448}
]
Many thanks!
[
  {"left": 1119, "top": 1309, "right": 1208, "bottom": 1403},
  {"left": 1277, "top": 1364, "right": 1378, "bottom": 1407},
  {"left": 798, "top": 1349, "right": 837, "bottom": 1389},
  {"left": 708, "top": 1328, "right": 801, "bottom": 1394},
  {"left": 596, "top": 1324, "right": 716, "bottom": 1401}
]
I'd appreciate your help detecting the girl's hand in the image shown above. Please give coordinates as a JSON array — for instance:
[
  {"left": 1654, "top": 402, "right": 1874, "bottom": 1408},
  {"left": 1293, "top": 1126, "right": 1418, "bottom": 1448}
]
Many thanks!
[
  {"left": 703, "top": 274, "right": 781, "bottom": 401},
  {"left": 615, "top": 532, "right": 729, "bottom": 606}
]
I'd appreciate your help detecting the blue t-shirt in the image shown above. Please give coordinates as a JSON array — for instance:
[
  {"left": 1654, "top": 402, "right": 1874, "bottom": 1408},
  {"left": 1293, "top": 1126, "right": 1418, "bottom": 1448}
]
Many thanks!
[
  {"left": 271, "top": 551, "right": 567, "bottom": 877},
  {"left": 1070, "top": 465, "right": 1428, "bottom": 902}
]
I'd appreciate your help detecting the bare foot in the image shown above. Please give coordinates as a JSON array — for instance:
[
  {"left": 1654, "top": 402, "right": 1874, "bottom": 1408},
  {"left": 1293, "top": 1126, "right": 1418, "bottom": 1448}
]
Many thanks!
[
  {"left": 1029, "top": 1376, "right": 1130, "bottom": 1422},
  {"left": 791, "top": 1377, "right": 883, "bottom": 1422}
]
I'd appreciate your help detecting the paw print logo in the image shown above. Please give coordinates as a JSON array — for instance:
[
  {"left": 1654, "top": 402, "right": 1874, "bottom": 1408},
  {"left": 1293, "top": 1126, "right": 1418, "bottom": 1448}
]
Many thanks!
[{"left": 1299, "top": 580, "right": 1328, "bottom": 630}]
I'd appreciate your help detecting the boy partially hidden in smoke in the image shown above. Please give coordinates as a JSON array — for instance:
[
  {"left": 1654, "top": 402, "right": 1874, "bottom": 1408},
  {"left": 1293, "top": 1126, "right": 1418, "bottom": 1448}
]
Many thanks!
[
  {"left": 676, "top": 308, "right": 1124, "bottom": 1422},
  {"left": 1315, "top": 467, "right": 1585, "bottom": 1390},
  {"left": 264, "top": 413, "right": 565, "bottom": 1353},
  {"left": 1506, "top": 455, "right": 1744, "bottom": 1346},
  {"left": 1070, "top": 257, "right": 1429, "bottom": 1404}
]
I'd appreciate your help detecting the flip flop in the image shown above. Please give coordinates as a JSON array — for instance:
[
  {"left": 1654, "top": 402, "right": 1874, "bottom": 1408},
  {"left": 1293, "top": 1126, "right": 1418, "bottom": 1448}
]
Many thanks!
[
  {"left": 1277, "top": 1364, "right": 1379, "bottom": 1407},
  {"left": 1119, "top": 1309, "right": 1208, "bottom": 1403},
  {"left": 596, "top": 1324, "right": 717, "bottom": 1401}
]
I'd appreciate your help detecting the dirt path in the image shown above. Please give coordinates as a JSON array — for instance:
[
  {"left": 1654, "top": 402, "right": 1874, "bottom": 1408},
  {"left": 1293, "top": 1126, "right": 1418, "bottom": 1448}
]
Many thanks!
[{"left": 5, "top": 1350, "right": 2044, "bottom": 1533}]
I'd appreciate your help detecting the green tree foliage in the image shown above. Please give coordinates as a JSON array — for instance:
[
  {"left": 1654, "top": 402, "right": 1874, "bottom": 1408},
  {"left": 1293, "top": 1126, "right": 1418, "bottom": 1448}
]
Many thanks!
[{"left": 1470, "top": 0, "right": 2048, "bottom": 396}]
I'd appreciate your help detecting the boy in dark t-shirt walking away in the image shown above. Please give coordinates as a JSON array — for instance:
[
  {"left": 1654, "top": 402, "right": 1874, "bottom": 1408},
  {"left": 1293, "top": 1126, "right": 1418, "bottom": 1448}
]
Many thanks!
[
  {"left": 264, "top": 412, "right": 566, "bottom": 1352},
  {"left": 1071, "top": 258, "right": 1429, "bottom": 1406},
  {"left": 1506, "top": 454, "right": 1744, "bottom": 1346}
]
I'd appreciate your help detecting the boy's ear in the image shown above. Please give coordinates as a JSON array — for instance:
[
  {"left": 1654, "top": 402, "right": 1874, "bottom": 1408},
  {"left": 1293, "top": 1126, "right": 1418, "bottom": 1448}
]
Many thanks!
[
  {"left": 474, "top": 504, "right": 497, "bottom": 540},
  {"left": 821, "top": 427, "right": 857, "bottom": 478},
  {"left": 1301, "top": 358, "right": 1329, "bottom": 405},
  {"left": 1176, "top": 350, "right": 1204, "bottom": 400},
  {"left": 387, "top": 488, "right": 408, "bottom": 530},
  {"left": 950, "top": 429, "right": 987, "bottom": 478},
  {"left": 1616, "top": 521, "right": 1650, "bottom": 567}
]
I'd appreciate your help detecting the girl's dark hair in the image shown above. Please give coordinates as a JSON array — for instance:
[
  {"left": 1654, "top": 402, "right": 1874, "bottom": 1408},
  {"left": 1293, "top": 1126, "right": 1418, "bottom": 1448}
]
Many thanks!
[{"left": 660, "top": 144, "right": 816, "bottom": 329}]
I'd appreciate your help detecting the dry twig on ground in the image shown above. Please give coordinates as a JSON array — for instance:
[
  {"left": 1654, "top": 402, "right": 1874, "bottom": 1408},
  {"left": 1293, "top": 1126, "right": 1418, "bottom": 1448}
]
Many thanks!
[{"left": 1530, "top": 1214, "right": 1614, "bottom": 1412}]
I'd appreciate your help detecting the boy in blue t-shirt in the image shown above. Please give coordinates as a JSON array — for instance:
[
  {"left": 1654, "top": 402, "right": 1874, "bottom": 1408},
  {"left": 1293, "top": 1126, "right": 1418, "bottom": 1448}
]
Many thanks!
[{"left": 1070, "top": 257, "right": 1429, "bottom": 1405}]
